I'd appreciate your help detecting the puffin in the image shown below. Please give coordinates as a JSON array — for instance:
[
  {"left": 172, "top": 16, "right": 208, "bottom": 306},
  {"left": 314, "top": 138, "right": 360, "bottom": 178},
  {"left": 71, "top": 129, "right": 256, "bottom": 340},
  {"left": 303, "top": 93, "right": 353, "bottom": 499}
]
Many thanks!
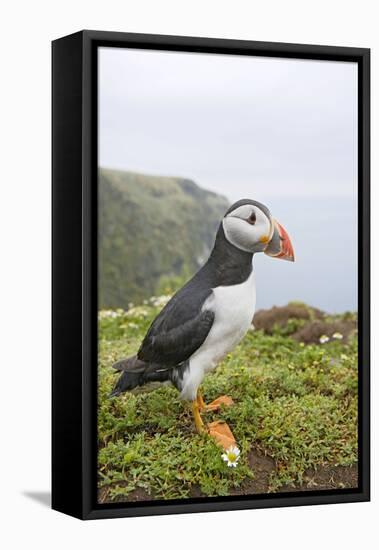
[{"left": 110, "top": 199, "right": 294, "bottom": 448}]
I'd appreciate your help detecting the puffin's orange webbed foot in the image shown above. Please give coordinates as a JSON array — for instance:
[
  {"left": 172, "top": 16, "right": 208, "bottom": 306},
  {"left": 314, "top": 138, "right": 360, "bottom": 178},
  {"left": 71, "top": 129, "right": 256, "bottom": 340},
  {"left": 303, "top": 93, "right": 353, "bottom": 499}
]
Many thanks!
[
  {"left": 204, "top": 395, "right": 234, "bottom": 411},
  {"left": 197, "top": 390, "right": 234, "bottom": 411},
  {"left": 207, "top": 420, "right": 236, "bottom": 450},
  {"left": 193, "top": 391, "right": 237, "bottom": 449}
]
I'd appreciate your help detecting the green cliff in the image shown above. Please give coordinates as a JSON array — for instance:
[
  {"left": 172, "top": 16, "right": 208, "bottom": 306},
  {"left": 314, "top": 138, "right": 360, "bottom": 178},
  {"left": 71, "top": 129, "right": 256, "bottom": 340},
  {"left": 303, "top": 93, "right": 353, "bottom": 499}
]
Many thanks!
[{"left": 98, "top": 168, "right": 229, "bottom": 309}]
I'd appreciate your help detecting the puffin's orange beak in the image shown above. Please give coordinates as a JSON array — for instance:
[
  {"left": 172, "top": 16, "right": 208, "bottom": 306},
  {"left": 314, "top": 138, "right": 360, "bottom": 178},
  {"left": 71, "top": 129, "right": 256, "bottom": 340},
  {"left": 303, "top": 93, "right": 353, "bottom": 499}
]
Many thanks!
[
  {"left": 275, "top": 221, "right": 295, "bottom": 261},
  {"left": 264, "top": 219, "right": 295, "bottom": 262}
]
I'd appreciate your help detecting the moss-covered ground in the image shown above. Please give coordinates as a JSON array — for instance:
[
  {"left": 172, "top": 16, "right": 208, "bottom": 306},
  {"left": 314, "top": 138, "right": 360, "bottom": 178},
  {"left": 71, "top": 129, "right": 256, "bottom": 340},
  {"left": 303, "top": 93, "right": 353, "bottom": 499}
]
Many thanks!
[{"left": 97, "top": 300, "right": 358, "bottom": 503}]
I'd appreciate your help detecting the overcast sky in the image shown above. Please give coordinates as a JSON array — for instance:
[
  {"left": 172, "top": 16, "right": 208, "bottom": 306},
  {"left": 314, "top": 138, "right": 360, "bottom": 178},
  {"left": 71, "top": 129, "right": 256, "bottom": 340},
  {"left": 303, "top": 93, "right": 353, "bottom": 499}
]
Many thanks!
[
  {"left": 99, "top": 47, "right": 357, "bottom": 201},
  {"left": 99, "top": 47, "right": 358, "bottom": 312}
]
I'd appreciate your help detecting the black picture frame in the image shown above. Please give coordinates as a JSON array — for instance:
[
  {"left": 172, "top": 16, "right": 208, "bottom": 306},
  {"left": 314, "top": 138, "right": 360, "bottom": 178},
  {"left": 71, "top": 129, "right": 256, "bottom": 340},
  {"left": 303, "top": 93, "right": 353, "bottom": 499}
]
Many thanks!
[{"left": 52, "top": 30, "right": 370, "bottom": 520}]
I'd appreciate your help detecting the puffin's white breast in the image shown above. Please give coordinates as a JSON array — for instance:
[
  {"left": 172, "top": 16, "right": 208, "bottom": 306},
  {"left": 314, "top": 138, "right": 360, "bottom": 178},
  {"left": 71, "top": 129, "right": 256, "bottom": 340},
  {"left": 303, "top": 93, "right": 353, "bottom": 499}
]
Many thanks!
[{"left": 180, "top": 271, "right": 256, "bottom": 400}]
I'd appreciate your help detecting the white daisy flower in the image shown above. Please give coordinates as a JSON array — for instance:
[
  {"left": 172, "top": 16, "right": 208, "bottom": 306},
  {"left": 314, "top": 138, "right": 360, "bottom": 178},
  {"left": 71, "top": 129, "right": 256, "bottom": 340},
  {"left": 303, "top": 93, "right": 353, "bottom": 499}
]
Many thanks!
[
  {"left": 222, "top": 446, "right": 240, "bottom": 468},
  {"left": 98, "top": 309, "right": 121, "bottom": 320},
  {"left": 150, "top": 295, "right": 172, "bottom": 308},
  {"left": 319, "top": 335, "right": 330, "bottom": 344},
  {"left": 332, "top": 332, "right": 343, "bottom": 340},
  {"left": 125, "top": 306, "right": 149, "bottom": 319}
]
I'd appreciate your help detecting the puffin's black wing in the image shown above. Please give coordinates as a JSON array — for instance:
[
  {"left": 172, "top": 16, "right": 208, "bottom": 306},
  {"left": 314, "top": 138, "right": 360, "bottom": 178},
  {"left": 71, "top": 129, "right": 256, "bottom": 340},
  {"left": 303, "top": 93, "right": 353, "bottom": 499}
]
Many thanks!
[
  {"left": 137, "top": 282, "right": 215, "bottom": 367},
  {"left": 138, "top": 309, "right": 214, "bottom": 366}
]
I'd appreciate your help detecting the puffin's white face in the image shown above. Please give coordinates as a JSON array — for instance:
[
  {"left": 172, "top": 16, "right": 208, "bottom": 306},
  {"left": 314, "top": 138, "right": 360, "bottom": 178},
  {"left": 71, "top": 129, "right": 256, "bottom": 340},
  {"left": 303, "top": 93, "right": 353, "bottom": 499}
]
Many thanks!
[{"left": 222, "top": 203, "right": 273, "bottom": 253}]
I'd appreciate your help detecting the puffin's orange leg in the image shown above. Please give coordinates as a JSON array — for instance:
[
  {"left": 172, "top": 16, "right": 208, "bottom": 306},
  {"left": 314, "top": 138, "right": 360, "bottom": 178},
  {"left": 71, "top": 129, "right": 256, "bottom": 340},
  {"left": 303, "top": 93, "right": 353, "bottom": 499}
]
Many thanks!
[
  {"left": 191, "top": 400, "right": 206, "bottom": 434},
  {"left": 197, "top": 389, "right": 234, "bottom": 412},
  {"left": 196, "top": 389, "right": 207, "bottom": 410}
]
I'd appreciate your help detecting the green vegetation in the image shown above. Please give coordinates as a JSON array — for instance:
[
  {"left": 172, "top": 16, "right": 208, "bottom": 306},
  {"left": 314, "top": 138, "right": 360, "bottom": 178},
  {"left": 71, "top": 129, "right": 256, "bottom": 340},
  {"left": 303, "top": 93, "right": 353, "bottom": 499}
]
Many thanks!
[
  {"left": 98, "top": 168, "right": 229, "bottom": 309},
  {"left": 98, "top": 301, "right": 358, "bottom": 503}
]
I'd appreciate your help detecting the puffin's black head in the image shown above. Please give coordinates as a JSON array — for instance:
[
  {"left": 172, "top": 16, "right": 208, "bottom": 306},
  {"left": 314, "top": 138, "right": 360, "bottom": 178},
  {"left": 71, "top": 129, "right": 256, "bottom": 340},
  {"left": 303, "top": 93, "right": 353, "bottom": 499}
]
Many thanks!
[{"left": 222, "top": 199, "right": 295, "bottom": 261}]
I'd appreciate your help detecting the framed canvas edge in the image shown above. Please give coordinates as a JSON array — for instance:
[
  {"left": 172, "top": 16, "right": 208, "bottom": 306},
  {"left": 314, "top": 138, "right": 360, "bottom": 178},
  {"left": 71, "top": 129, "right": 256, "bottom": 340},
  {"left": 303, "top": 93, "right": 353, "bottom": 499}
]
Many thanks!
[
  {"left": 52, "top": 30, "right": 370, "bottom": 520},
  {"left": 52, "top": 31, "right": 85, "bottom": 519}
]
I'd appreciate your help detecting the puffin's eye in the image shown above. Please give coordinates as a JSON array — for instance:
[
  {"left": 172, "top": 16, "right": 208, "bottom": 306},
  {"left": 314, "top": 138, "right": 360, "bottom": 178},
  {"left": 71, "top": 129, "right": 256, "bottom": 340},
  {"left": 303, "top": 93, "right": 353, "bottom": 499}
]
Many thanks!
[{"left": 247, "top": 211, "right": 256, "bottom": 225}]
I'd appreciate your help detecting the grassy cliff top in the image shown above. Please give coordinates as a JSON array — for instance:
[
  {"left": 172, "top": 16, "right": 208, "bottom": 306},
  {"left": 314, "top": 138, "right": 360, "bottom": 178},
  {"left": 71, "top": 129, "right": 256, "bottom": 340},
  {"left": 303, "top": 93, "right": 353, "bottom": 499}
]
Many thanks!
[{"left": 97, "top": 300, "right": 358, "bottom": 503}]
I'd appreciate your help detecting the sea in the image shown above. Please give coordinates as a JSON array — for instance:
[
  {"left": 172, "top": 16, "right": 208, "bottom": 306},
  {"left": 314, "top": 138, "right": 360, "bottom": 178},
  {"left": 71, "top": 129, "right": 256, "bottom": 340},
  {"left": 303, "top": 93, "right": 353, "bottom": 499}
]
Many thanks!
[{"left": 252, "top": 196, "right": 358, "bottom": 313}]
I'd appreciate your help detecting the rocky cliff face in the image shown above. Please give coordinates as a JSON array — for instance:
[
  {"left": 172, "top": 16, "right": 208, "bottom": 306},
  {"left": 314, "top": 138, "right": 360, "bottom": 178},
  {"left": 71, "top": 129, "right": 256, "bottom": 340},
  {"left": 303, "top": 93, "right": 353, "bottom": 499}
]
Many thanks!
[{"left": 98, "top": 168, "right": 229, "bottom": 309}]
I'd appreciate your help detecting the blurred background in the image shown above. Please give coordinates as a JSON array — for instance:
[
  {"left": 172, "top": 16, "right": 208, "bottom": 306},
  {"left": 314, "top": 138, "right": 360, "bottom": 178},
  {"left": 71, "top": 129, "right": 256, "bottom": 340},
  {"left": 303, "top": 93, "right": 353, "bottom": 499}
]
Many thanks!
[{"left": 98, "top": 47, "right": 358, "bottom": 313}]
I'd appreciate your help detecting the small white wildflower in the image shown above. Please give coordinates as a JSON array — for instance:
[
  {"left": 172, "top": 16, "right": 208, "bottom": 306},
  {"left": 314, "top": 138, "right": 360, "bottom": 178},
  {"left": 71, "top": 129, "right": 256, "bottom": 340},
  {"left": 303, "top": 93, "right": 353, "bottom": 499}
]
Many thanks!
[
  {"left": 222, "top": 446, "right": 240, "bottom": 468},
  {"left": 332, "top": 332, "right": 343, "bottom": 340},
  {"left": 125, "top": 306, "right": 149, "bottom": 319},
  {"left": 150, "top": 295, "right": 172, "bottom": 308},
  {"left": 319, "top": 335, "right": 330, "bottom": 344},
  {"left": 98, "top": 309, "right": 123, "bottom": 320}
]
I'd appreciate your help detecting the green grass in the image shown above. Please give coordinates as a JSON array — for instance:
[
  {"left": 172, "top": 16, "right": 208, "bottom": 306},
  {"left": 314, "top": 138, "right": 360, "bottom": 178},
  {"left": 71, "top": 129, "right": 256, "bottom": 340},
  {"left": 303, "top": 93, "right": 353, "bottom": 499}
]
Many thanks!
[{"left": 97, "top": 301, "right": 358, "bottom": 502}]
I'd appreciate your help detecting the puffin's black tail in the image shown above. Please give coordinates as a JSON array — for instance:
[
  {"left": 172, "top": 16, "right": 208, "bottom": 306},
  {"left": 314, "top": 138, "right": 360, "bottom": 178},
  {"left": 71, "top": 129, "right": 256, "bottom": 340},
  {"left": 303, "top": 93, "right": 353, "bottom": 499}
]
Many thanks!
[{"left": 110, "top": 355, "right": 172, "bottom": 397}]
